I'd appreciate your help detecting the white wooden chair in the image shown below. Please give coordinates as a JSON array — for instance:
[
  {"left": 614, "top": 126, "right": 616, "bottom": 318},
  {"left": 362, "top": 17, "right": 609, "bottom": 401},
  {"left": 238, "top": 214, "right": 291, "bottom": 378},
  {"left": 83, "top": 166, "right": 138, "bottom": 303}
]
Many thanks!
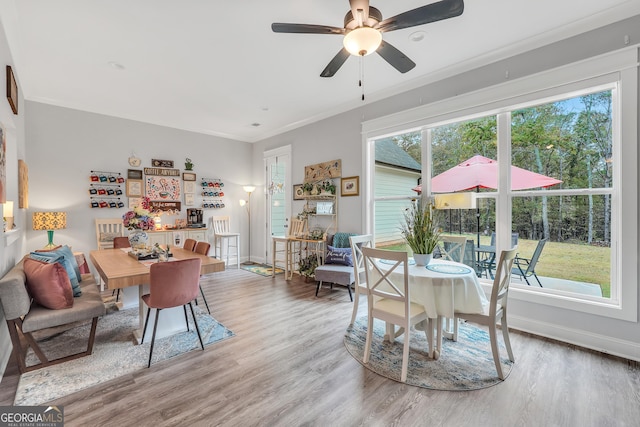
[
  {"left": 454, "top": 248, "right": 518, "bottom": 380},
  {"left": 95, "top": 218, "right": 124, "bottom": 250},
  {"left": 362, "top": 247, "right": 429, "bottom": 382},
  {"left": 439, "top": 235, "right": 467, "bottom": 263},
  {"left": 210, "top": 216, "right": 240, "bottom": 269},
  {"left": 348, "top": 234, "right": 373, "bottom": 326}
]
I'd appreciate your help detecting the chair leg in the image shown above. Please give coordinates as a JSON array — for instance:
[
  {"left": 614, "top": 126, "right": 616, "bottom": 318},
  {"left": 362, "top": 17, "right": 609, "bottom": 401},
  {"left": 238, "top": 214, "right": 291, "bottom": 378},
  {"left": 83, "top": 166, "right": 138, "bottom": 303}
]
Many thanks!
[
  {"left": 533, "top": 273, "right": 543, "bottom": 287},
  {"left": 315, "top": 281, "right": 323, "bottom": 297},
  {"left": 148, "top": 308, "right": 162, "bottom": 368},
  {"left": 188, "top": 302, "right": 205, "bottom": 351},
  {"left": 363, "top": 312, "right": 374, "bottom": 364},
  {"left": 199, "top": 285, "right": 211, "bottom": 314},
  {"left": 141, "top": 306, "right": 152, "bottom": 344},
  {"left": 346, "top": 282, "right": 353, "bottom": 302},
  {"left": 401, "top": 321, "right": 410, "bottom": 382},
  {"left": 183, "top": 305, "right": 190, "bottom": 331},
  {"left": 349, "top": 287, "right": 359, "bottom": 326},
  {"left": 501, "top": 312, "right": 515, "bottom": 362},
  {"left": 488, "top": 323, "right": 505, "bottom": 380}
]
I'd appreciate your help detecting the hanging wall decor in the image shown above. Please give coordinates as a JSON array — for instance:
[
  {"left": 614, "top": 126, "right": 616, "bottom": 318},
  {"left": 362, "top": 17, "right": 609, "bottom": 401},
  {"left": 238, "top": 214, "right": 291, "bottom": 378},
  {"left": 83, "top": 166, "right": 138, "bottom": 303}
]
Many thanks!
[
  {"left": 304, "top": 159, "right": 341, "bottom": 182},
  {"left": 146, "top": 176, "right": 181, "bottom": 201},
  {"left": 18, "top": 159, "right": 28, "bottom": 208},
  {"left": 6, "top": 66, "right": 17, "bottom": 115}
]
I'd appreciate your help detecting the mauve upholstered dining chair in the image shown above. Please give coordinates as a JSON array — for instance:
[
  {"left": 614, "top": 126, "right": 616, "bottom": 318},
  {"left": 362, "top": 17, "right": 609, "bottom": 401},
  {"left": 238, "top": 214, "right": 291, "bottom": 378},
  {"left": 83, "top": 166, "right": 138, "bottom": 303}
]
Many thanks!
[{"left": 141, "top": 258, "right": 204, "bottom": 368}]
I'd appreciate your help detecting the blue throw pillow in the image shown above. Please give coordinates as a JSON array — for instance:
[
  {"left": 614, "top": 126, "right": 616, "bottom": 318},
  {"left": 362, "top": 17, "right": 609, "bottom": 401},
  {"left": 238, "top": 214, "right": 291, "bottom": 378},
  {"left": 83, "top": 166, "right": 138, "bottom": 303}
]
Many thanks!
[
  {"left": 325, "top": 245, "right": 353, "bottom": 266},
  {"left": 30, "top": 249, "right": 82, "bottom": 297},
  {"left": 55, "top": 245, "right": 82, "bottom": 283}
]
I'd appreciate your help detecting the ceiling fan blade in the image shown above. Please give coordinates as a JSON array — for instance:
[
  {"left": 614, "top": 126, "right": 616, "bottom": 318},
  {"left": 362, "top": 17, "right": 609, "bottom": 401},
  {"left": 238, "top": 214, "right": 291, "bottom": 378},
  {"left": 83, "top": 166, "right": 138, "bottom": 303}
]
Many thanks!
[
  {"left": 376, "top": 0, "right": 464, "bottom": 33},
  {"left": 376, "top": 40, "right": 416, "bottom": 73},
  {"left": 349, "top": 0, "right": 370, "bottom": 26},
  {"left": 320, "top": 48, "right": 350, "bottom": 78},
  {"left": 271, "top": 23, "right": 345, "bottom": 35}
]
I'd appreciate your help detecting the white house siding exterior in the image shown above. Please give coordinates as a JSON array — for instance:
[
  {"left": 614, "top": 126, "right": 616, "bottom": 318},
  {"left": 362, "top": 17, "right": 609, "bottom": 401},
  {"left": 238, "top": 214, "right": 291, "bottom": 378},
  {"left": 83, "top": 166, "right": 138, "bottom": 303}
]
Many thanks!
[{"left": 374, "top": 164, "right": 421, "bottom": 247}]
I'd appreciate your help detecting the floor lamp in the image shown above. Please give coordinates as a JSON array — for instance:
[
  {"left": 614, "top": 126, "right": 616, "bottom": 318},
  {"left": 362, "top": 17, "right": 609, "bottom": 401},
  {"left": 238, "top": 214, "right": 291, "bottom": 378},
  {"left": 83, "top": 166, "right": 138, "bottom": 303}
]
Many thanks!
[{"left": 241, "top": 185, "right": 256, "bottom": 265}]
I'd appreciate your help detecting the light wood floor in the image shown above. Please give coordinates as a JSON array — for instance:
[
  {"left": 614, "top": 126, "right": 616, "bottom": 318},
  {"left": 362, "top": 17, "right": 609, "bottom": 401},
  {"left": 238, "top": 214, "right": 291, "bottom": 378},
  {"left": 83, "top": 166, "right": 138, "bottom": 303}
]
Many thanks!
[{"left": 1, "top": 268, "right": 639, "bottom": 426}]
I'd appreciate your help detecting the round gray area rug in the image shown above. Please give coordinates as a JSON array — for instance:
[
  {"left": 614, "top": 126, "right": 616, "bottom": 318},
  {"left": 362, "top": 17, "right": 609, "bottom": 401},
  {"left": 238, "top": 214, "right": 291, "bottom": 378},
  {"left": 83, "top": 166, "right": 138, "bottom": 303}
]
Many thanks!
[{"left": 344, "top": 317, "right": 513, "bottom": 390}]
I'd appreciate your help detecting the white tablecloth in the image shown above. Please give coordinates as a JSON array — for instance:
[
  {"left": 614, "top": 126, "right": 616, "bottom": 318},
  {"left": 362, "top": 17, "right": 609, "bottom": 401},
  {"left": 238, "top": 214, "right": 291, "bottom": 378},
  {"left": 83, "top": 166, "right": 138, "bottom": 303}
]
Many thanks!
[{"left": 376, "top": 259, "right": 488, "bottom": 318}]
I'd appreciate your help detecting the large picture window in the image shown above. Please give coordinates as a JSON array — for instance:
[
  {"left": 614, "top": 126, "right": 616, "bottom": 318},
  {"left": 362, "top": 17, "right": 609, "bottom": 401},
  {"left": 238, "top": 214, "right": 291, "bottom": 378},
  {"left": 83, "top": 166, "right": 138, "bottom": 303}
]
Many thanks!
[{"left": 367, "top": 49, "right": 637, "bottom": 321}]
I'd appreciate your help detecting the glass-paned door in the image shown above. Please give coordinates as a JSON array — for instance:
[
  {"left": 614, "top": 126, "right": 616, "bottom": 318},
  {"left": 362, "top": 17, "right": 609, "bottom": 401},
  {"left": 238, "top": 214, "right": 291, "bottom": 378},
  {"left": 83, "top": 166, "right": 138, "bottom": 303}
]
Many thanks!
[{"left": 264, "top": 147, "right": 291, "bottom": 264}]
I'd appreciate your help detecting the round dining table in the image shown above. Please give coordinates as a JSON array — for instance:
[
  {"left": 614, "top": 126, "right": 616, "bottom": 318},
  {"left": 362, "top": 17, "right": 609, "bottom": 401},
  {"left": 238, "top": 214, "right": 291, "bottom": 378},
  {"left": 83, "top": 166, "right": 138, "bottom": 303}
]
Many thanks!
[{"left": 376, "top": 258, "right": 489, "bottom": 359}]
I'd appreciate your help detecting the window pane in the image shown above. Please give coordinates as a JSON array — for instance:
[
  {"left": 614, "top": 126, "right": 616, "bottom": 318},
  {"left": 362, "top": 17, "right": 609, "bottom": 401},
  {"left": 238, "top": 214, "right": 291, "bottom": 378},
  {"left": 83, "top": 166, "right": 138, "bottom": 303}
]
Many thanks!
[
  {"left": 512, "top": 90, "right": 613, "bottom": 191},
  {"left": 431, "top": 115, "right": 498, "bottom": 193},
  {"left": 512, "top": 195, "right": 611, "bottom": 298},
  {"left": 374, "top": 198, "right": 414, "bottom": 250}
]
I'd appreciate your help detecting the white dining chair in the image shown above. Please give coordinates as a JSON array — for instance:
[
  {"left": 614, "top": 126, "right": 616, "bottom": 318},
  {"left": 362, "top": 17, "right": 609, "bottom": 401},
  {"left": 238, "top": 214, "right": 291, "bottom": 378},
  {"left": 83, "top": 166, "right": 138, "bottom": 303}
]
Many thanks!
[
  {"left": 348, "top": 234, "right": 373, "bottom": 326},
  {"left": 454, "top": 248, "right": 518, "bottom": 380},
  {"left": 362, "top": 247, "right": 429, "bottom": 382},
  {"left": 95, "top": 218, "right": 124, "bottom": 250}
]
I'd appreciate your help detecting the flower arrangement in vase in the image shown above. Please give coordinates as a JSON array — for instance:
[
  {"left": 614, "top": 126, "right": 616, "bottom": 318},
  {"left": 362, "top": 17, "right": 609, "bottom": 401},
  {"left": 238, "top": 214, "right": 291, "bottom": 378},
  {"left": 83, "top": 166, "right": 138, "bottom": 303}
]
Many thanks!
[
  {"left": 122, "top": 197, "right": 155, "bottom": 249},
  {"left": 399, "top": 199, "right": 440, "bottom": 266}
]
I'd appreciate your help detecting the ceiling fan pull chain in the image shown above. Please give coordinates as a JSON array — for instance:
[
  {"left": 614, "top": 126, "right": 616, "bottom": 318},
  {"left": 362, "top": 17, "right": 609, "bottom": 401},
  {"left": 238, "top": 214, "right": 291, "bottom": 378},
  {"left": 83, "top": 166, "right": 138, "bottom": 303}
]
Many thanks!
[{"left": 360, "top": 54, "right": 365, "bottom": 101}]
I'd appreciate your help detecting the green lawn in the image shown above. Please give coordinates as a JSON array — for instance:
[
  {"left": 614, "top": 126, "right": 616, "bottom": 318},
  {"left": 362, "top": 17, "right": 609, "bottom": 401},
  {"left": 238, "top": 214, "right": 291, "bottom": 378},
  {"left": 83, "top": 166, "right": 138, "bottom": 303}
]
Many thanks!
[{"left": 379, "top": 234, "right": 611, "bottom": 297}]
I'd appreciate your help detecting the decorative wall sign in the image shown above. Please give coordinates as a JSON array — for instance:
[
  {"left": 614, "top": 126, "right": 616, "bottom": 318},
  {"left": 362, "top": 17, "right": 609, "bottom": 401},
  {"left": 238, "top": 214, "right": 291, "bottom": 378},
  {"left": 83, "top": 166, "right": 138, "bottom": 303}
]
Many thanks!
[
  {"left": 185, "top": 193, "right": 195, "bottom": 206},
  {"left": 128, "top": 197, "right": 142, "bottom": 209},
  {"left": 18, "top": 159, "right": 28, "bottom": 208},
  {"left": 182, "top": 172, "right": 196, "bottom": 181},
  {"left": 144, "top": 167, "right": 180, "bottom": 176},
  {"left": 126, "top": 179, "right": 143, "bottom": 197},
  {"left": 184, "top": 181, "right": 196, "bottom": 193},
  {"left": 341, "top": 176, "right": 359, "bottom": 197},
  {"left": 151, "top": 159, "right": 174, "bottom": 168},
  {"left": 304, "top": 159, "right": 341, "bottom": 182},
  {"left": 6, "top": 66, "right": 17, "bottom": 115},
  {"left": 127, "top": 169, "right": 143, "bottom": 179},
  {"left": 293, "top": 184, "right": 304, "bottom": 200},
  {"left": 150, "top": 201, "right": 181, "bottom": 212},
  {"left": 146, "top": 176, "right": 181, "bottom": 201}
]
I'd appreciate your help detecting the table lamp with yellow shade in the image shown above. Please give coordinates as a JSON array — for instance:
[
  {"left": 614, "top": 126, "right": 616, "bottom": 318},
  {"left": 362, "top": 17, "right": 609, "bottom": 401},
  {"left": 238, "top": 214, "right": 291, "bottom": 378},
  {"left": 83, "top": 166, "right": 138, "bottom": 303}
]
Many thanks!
[{"left": 32, "top": 212, "right": 67, "bottom": 249}]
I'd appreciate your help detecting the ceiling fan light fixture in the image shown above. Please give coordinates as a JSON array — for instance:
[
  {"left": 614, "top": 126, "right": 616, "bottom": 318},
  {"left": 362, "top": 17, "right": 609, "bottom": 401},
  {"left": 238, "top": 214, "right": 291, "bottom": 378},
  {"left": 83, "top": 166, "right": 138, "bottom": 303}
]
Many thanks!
[{"left": 343, "top": 27, "right": 382, "bottom": 56}]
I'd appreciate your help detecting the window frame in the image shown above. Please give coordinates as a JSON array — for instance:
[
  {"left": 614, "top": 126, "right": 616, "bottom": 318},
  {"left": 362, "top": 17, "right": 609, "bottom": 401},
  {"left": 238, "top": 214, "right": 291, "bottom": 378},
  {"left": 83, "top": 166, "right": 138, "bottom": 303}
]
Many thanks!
[{"left": 364, "top": 48, "right": 637, "bottom": 321}]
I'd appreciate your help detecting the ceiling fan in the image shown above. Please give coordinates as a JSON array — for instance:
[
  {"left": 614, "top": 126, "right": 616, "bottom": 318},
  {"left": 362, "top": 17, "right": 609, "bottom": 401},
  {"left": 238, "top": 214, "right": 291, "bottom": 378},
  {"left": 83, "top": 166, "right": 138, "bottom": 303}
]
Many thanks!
[{"left": 272, "top": 0, "right": 464, "bottom": 78}]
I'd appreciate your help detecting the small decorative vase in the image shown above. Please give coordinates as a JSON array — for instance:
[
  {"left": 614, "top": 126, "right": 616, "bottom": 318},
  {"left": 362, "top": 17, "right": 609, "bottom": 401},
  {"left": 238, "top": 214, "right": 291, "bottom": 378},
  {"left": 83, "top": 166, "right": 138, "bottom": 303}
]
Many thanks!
[
  {"left": 128, "top": 230, "right": 149, "bottom": 250},
  {"left": 413, "top": 253, "right": 432, "bottom": 266}
]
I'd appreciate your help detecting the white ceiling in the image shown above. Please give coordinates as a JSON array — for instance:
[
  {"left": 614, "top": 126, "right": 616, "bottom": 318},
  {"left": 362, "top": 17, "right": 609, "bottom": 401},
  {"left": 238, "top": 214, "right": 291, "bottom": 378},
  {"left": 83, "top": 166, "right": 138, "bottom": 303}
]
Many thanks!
[{"left": 2, "top": 0, "right": 639, "bottom": 142}]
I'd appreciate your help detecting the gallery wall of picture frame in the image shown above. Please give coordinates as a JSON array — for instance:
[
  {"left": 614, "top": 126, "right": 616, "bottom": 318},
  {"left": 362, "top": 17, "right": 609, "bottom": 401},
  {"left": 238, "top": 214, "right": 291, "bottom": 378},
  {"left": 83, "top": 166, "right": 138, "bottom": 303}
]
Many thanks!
[
  {"left": 200, "top": 178, "right": 226, "bottom": 209},
  {"left": 89, "top": 171, "right": 125, "bottom": 208}
]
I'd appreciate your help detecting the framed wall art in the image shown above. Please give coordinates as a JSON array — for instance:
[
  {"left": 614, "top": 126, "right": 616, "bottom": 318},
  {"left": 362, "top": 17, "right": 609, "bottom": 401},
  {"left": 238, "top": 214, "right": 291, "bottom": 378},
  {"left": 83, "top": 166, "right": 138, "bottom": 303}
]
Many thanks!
[
  {"left": 126, "top": 179, "right": 143, "bottom": 197},
  {"left": 341, "top": 176, "right": 359, "bottom": 197},
  {"left": 184, "top": 181, "right": 196, "bottom": 193},
  {"left": 6, "top": 66, "right": 17, "bottom": 115},
  {"left": 293, "top": 184, "right": 304, "bottom": 200},
  {"left": 145, "top": 176, "right": 181, "bottom": 201},
  {"left": 127, "top": 169, "right": 143, "bottom": 180},
  {"left": 183, "top": 172, "right": 196, "bottom": 181}
]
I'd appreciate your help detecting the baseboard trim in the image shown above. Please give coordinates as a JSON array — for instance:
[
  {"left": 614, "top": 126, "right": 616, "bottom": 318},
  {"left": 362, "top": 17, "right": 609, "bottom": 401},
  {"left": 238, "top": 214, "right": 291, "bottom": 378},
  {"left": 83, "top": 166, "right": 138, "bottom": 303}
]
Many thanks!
[{"left": 509, "top": 314, "right": 640, "bottom": 362}]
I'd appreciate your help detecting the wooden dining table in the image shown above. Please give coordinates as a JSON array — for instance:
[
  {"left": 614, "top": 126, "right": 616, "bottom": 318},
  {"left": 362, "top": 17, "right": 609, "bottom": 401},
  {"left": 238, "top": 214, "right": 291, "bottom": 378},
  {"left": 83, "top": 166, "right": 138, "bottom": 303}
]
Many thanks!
[{"left": 90, "top": 247, "right": 225, "bottom": 343}]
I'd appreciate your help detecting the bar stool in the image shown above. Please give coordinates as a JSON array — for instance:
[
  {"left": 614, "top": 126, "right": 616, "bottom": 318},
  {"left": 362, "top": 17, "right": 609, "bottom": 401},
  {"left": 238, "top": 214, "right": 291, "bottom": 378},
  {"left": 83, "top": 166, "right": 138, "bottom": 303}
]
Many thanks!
[{"left": 210, "top": 216, "right": 240, "bottom": 269}]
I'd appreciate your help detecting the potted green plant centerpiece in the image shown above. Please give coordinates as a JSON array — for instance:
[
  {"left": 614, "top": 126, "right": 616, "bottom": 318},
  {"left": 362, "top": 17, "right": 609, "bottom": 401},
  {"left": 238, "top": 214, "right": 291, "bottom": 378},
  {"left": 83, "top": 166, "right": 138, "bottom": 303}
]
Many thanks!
[{"left": 400, "top": 199, "right": 440, "bottom": 266}]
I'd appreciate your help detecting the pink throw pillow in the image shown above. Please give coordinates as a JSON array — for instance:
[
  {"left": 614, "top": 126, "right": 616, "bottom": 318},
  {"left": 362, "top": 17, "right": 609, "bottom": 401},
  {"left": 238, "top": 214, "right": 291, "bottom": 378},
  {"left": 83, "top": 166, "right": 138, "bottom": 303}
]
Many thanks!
[{"left": 24, "top": 258, "right": 74, "bottom": 310}]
